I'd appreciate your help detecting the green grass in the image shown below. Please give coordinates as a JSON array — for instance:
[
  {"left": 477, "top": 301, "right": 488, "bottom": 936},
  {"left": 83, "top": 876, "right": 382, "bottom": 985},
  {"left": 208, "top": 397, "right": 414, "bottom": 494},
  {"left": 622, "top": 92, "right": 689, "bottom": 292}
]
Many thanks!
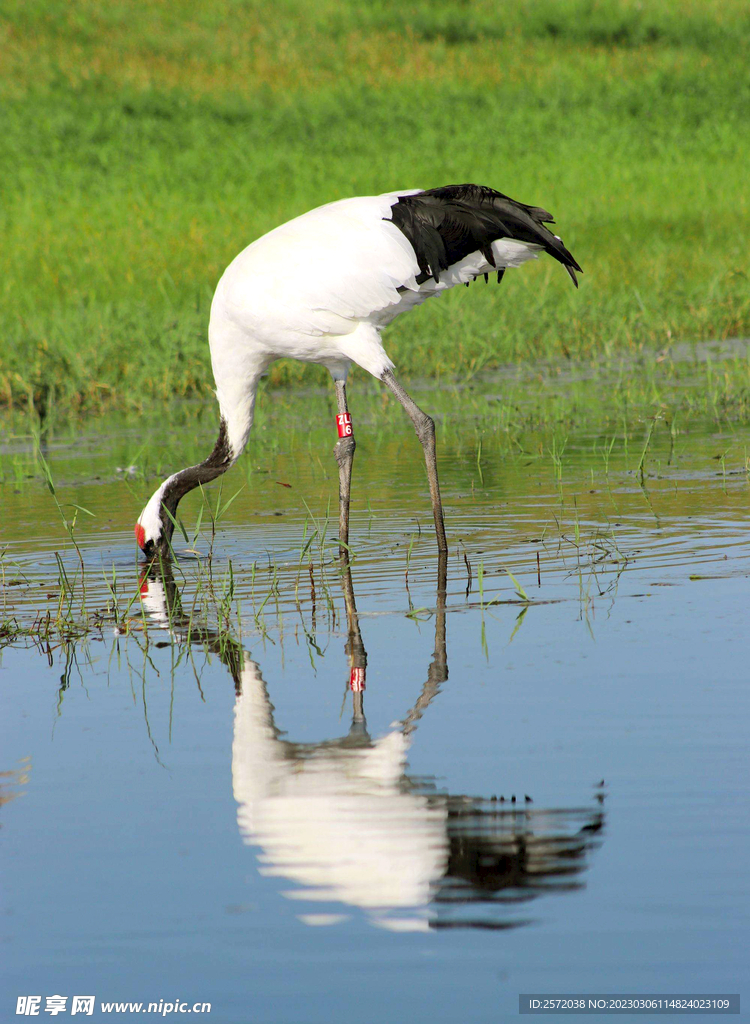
[{"left": 1, "top": 0, "right": 749, "bottom": 414}]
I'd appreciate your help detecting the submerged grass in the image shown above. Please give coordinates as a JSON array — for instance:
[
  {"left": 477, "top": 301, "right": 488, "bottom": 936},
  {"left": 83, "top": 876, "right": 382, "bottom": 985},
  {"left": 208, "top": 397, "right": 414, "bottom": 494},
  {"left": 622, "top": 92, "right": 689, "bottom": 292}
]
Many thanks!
[
  {"left": 1, "top": 0, "right": 749, "bottom": 414},
  {"left": 3, "top": 365, "right": 749, "bottom": 657}
]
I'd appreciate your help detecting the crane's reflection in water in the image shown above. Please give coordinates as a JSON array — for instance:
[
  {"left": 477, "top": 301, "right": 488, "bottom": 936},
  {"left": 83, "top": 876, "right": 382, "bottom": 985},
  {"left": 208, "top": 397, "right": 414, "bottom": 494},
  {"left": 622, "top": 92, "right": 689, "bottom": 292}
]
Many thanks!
[{"left": 139, "top": 558, "right": 604, "bottom": 932}]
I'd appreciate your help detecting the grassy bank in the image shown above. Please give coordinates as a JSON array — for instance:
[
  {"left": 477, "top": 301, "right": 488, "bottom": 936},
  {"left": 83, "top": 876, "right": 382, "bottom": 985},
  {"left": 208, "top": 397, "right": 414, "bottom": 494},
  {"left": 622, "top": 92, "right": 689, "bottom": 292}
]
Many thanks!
[{"left": 1, "top": 0, "right": 749, "bottom": 415}]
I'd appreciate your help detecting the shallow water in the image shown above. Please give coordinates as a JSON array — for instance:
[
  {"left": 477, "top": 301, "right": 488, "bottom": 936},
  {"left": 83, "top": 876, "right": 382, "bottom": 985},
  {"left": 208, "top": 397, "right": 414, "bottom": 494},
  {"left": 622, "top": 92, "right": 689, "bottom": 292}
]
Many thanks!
[{"left": 1, "top": 381, "right": 748, "bottom": 1021}]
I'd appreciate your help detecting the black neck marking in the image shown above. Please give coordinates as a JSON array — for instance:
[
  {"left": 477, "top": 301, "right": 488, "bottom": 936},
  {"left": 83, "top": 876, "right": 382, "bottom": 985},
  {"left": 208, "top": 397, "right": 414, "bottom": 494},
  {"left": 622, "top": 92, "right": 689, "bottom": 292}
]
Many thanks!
[{"left": 160, "top": 417, "right": 234, "bottom": 528}]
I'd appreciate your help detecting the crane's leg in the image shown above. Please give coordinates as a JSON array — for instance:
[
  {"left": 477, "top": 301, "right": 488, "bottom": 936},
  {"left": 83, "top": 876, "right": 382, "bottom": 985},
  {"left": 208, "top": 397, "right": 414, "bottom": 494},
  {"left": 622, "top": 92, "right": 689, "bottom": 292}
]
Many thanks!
[
  {"left": 381, "top": 369, "right": 448, "bottom": 553},
  {"left": 340, "top": 551, "right": 367, "bottom": 735},
  {"left": 333, "top": 379, "right": 356, "bottom": 551}
]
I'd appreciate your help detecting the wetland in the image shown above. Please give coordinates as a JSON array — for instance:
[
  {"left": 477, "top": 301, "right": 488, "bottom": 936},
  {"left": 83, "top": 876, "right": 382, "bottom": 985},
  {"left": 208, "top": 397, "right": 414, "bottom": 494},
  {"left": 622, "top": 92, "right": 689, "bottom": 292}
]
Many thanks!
[
  {"left": 2, "top": 353, "right": 748, "bottom": 1020},
  {"left": 3, "top": 1, "right": 750, "bottom": 1017}
]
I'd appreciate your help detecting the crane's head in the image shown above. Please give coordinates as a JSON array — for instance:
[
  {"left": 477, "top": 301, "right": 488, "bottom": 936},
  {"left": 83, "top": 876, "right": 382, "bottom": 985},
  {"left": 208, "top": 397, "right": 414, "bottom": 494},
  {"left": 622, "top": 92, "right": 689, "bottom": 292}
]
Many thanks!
[{"left": 135, "top": 482, "right": 177, "bottom": 560}]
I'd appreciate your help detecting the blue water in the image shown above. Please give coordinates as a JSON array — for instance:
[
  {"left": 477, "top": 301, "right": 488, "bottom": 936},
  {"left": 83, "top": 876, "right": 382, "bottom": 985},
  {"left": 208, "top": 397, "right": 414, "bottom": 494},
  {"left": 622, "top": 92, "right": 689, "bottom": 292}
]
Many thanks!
[{"left": 2, "top": 409, "right": 749, "bottom": 1022}]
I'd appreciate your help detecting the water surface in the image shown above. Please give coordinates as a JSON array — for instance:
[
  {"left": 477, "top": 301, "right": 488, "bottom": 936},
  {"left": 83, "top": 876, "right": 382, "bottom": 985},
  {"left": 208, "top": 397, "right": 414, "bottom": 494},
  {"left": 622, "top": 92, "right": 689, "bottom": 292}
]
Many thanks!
[{"left": 2, "top": 378, "right": 748, "bottom": 1021}]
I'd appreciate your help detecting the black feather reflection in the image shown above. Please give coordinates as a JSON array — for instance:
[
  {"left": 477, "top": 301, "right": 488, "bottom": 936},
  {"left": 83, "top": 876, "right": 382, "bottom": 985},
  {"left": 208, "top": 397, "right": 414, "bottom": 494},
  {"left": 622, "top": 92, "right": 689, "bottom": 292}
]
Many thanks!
[
  {"left": 432, "top": 798, "right": 603, "bottom": 930},
  {"left": 138, "top": 558, "right": 604, "bottom": 932}
]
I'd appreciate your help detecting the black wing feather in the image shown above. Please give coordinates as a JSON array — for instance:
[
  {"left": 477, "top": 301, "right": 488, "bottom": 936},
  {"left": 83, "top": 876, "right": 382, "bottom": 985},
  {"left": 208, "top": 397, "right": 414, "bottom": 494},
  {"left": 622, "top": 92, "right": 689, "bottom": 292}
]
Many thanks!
[{"left": 387, "top": 183, "right": 582, "bottom": 287}]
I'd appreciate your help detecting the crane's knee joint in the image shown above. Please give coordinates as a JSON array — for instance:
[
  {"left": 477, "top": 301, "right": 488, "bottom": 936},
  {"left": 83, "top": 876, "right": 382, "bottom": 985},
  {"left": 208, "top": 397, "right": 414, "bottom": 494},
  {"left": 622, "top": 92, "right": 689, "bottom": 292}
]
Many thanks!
[
  {"left": 334, "top": 435, "right": 356, "bottom": 466},
  {"left": 415, "top": 412, "right": 435, "bottom": 445}
]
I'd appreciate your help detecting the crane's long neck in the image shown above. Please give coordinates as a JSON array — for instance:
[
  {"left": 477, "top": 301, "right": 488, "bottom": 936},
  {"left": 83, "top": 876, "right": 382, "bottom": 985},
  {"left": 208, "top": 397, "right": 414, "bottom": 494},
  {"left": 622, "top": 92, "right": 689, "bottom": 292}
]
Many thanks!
[{"left": 137, "top": 373, "right": 260, "bottom": 558}]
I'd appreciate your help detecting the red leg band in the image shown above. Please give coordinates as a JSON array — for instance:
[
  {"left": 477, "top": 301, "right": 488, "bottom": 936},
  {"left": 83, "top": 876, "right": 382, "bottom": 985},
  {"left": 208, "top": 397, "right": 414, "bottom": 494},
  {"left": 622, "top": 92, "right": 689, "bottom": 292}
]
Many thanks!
[
  {"left": 349, "top": 667, "right": 366, "bottom": 692},
  {"left": 336, "top": 413, "right": 353, "bottom": 438}
]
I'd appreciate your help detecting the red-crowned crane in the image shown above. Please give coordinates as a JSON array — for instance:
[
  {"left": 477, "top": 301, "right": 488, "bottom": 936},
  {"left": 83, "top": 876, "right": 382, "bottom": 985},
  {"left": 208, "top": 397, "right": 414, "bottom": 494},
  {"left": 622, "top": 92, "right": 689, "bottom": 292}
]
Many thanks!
[{"left": 135, "top": 184, "right": 581, "bottom": 559}]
